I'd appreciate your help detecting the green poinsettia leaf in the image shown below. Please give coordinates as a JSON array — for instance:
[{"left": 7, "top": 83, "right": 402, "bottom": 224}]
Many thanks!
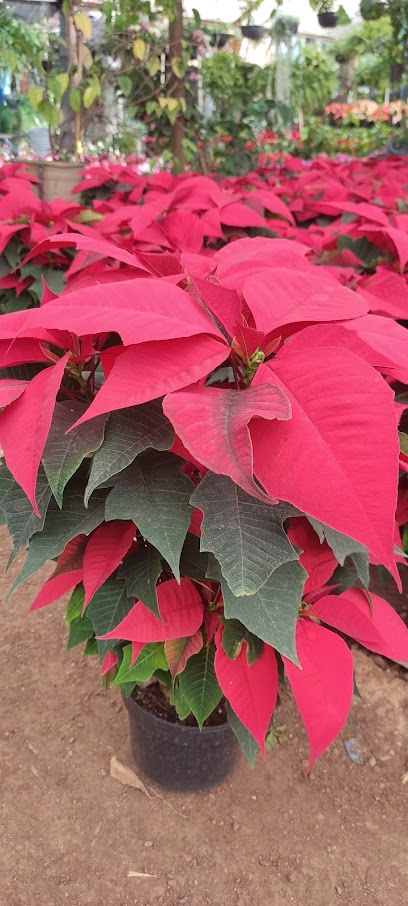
[
  {"left": 65, "top": 584, "right": 85, "bottom": 624},
  {"left": 3, "top": 467, "right": 52, "bottom": 566},
  {"left": 191, "top": 473, "right": 299, "bottom": 596},
  {"left": 118, "top": 544, "right": 162, "bottom": 618},
  {"left": 105, "top": 451, "right": 193, "bottom": 580},
  {"left": 221, "top": 617, "right": 264, "bottom": 665},
  {"left": 86, "top": 576, "right": 134, "bottom": 662},
  {"left": 10, "top": 482, "right": 107, "bottom": 596},
  {"left": 307, "top": 516, "right": 367, "bottom": 565},
  {"left": 0, "top": 461, "right": 14, "bottom": 506},
  {"left": 179, "top": 645, "right": 222, "bottom": 728},
  {"left": 170, "top": 682, "right": 191, "bottom": 720},
  {"left": 222, "top": 560, "right": 307, "bottom": 665},
  {"left": 337, "top": 235, "right": 383, "bottom": 268},
  {"left": 67, "top": 613, "right": 94, "bottom": 650},
  {"left": 113, "top": 642, "right": 167, "bottom": 686},
  {"left": 179, "top": 533, "right": 209, "bottom": 580},
  {"left": 0, "top": 363, "right": 45, "bottom": 382},
  {"left": 326, "top": 564, "right": 358, "bottom": 593},
  {"left": 226, "top": 703, "right": 258, "bottom": 767},
  {"left": 350, "top": 551, "right": 370, "bottom": 589},
  {"left": 42, "top": 400, "right": 107, "bottom": 508},
  {"left": 85, "top": 401, "right": 174, "bottom": 505}
]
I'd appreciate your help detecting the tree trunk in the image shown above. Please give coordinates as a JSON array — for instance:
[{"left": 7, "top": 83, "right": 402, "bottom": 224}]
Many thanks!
[
  {"left": 58, "top": 8, "right": 76, "bottom": 155},
  {"left": 168, "top": 0, "right": 185, "bottom": 173}
]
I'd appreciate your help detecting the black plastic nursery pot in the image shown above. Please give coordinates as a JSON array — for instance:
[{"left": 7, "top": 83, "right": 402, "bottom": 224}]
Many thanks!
[
  {"left": 123, "top": 692, "right": 240, "bottom": 792},
  {"left": 318, "top": 11, "right": 338, "bottom": 27},
  {"left": 241, "top": 25, "right": 265, "bottom": 41},
  {"left": 210, "top": 32, "right": 231, "bottom": 48}
]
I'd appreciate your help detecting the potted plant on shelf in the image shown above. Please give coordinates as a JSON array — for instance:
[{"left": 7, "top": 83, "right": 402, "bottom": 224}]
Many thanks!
[
  {"left": 0, "top": 234, "right": 407, "bottom": 792},
  {"left": 25, "top": 3, "right": 101, "bottom": 202}
]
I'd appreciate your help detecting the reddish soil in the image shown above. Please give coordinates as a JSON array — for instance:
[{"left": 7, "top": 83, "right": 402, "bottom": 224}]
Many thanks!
[{"left": 0, "top": 524, "right": 408, "bottom": 906}]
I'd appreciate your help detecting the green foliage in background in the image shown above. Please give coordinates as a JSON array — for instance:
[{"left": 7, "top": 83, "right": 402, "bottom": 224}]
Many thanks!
[
  {"left": 292, "top": 46, "right": 338, "bottom": 117},
  {"left": 0, "top": 4, "right": 44, "bottom": 75}
]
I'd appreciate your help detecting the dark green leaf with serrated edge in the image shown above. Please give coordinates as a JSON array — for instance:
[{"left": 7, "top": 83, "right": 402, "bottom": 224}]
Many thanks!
[
  {"left": 191, "top": 473, "right": 299, "bottom": 596},
  {"left": 3, "top": 467, "right": 52, "bottom": 565},
  {"left": 179, "top": 645, "right": 222, "bottom": 728},
  {"left": 179, "top": 533, "right": 209, "bottom": 580},
  {"left": 84, "top": 637, "right": 98, "bottom": 656},
  {"left": 105, "top": 451, "right": 193, "bottom": 581},
  {"left": 307, "top": 516, "right": 367, "bottom": 565},
  {"left": 118, "top": 544, "right": 162, "bottom": 617},
  {"left": 226, "top": 702, "right": 258, "bottom": 767},
  {"left": 170, "top": 682, "right": 191, "bottom": 720},
  {"left": 65, "top": 584, "right": 85, "bottom": 624},
  {"left": 222, "top": 559, "right": 307, "bottom": 665},
  {"left": 96, "top": 637, "right": 119, "bottom": 662},
  {"left": 206, "top": 553, "right": 223, "bottom": 582},
  {"left": 42, "top": 400, "right": 107, "bottom": 507},
  {"left": 86, "top": 577, "right": 134, "bottom": 663},
  {"left": 0, "top": 462, "right": 14, "bottom": 526},
  {"left": 113, "top": 642, "right": 167, "bottom": 686},
  {"left": 9, "top": 482, "right": 107, "bottom": 596},
  {"left": 350, "top": 551, "right": 370, "bottom": 589},
  {"left": 221, "top": 617, "right": 264, "bottom": 665},
  {"left": 330, "top": 564, "right": 358, "bottom": 593},
  {"left": 0, "top": 462, "right": 13, "bottom": 505},
  {"left": 67, "top": 614, "right": 94, "bottom": 650},
  {"left": 85, "top": 400, "right": 174, "bottom": 505}
]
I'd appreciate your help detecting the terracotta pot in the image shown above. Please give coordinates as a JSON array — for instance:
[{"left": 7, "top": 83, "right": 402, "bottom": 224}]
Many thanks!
[{"left": 21, "top": 160, "right": 82, "bottom": 203}]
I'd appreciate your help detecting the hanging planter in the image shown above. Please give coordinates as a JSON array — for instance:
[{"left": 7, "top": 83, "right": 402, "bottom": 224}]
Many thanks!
[
  {"left": 318, "top": 11, "right": 339, "bottom": 27},
  {"left": 210, "top": 32, "right": 231, "bottom": 48},
  {"left": 272, "top": 16, "right": 299, "bottom": 40},
  {"left": 241, "top": 25, "right": 265, "bottom": 41}
]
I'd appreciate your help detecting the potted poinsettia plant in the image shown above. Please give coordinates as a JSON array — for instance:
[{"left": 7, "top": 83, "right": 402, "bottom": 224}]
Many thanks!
[{"left": 0, "top": 233, "right": 408, "bottom": 792}]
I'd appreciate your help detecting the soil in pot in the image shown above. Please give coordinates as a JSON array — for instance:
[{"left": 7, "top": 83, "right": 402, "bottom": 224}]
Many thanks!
[
  {"left": 123, "top": 682, "right": 240, "bottom": 793},
  {"left": 318, "top": 11, "right": 339, "bottom": 27}
]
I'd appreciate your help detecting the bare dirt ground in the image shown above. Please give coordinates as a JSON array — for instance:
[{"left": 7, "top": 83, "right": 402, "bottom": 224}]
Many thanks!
[{"left": 0, "top": 525, "right": 408, "bottom": 906}]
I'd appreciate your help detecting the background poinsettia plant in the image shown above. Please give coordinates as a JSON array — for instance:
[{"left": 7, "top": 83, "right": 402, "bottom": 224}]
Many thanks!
[{"left": 1, "top": 231, "right": 408, "bottom": 768}]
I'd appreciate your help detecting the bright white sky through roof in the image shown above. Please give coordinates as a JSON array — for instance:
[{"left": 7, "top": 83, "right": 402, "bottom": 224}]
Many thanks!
[{"left": 184, "top": 0, "right": 361, "bottom": 28}]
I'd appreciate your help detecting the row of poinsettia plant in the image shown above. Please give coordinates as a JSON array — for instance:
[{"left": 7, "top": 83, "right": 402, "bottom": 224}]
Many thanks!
[
  {"left": 1, "top": 223, "right": 408, "bottom": 767},
  {"left": 3, "top": 155, "right": 408, "bottom": 307}
]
